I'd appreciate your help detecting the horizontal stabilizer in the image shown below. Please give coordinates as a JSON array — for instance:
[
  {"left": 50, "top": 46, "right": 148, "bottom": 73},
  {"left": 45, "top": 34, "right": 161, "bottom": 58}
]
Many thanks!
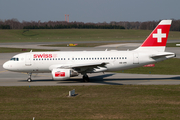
[{"left": 150, "top": 52, "right": 175, "bottom": 58}]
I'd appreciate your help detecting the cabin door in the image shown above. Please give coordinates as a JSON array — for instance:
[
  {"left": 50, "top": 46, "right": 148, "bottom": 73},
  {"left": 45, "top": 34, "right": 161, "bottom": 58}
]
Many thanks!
[
  {"left": 25, "top": 54, "right": 32, "bottom": 66},
  {"left": 133, "top": 53, "right": 139, "bottom": 64}
]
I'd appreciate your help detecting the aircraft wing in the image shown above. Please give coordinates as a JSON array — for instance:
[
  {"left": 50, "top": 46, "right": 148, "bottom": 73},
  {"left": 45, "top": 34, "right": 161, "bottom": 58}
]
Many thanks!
[
  {"left": 49, "top": 62, "right": 109, "bottom": 70},
  {"left": 70, "top": 62, "right": 109, "bottom": 68}
]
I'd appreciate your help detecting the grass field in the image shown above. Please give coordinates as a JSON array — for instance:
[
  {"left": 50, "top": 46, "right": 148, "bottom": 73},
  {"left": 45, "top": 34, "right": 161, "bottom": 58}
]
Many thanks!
[
  {"left": 0, "top": 29, "right": 180, "bottom": 43},
  {"left": 166, "top": 43, "right": 180, "bottom": 47},
  {"left": 0, "top": 47, "right": 58, "bottom": 53},
  {"left": 0, "top": 85, "right": 180, "bottom": 120}
]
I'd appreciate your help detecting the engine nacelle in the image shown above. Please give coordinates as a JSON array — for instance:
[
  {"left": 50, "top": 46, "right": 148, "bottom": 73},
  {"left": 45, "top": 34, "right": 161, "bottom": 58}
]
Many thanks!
[{"left": 51, "top": 69, "right": 79, "bottom": 80}]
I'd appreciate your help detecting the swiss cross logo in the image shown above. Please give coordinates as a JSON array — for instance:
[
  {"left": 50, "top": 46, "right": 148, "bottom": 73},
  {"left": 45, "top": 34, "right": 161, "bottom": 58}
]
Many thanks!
[
  {"left": 55, "top": 72, "right": 65, "bottom": 77},
  {"left": 152, "top": 29, "right": 166, "bottom": 43}
]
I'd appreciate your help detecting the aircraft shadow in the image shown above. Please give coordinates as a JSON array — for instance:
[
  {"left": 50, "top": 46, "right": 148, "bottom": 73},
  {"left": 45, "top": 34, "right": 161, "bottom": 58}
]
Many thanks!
[
  {"left": 58, "top": 74, "right": 180, "bottom": 85},
  {"left": 18, "top": 73, "right": 180, "bottom": 85}
]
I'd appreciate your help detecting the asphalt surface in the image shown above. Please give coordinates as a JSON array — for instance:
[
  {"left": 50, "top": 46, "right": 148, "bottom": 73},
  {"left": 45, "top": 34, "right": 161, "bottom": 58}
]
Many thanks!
[{"left": 1, "top": 41, "right": 180, "bottom": 86}]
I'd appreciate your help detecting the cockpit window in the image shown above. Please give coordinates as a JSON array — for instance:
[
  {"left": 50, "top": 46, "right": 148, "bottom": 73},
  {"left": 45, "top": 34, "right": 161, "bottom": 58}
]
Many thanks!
[{"left": 10, "top": 58, "right": 19, "bottom": 61}]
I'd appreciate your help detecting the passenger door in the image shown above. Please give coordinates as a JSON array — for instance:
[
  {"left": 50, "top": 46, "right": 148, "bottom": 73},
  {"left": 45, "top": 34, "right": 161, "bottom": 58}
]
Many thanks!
[
  {"left": 25, "top": 54, "right": 32, "bottom": 66},
  {"left": 133, "top": 52, "right": 139, "bottom": 64}
]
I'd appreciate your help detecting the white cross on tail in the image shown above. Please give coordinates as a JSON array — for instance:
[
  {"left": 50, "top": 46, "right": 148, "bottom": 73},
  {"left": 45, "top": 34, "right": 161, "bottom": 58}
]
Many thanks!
[{"left": 153, "top": 29, "right": 166, "bottom": 43}]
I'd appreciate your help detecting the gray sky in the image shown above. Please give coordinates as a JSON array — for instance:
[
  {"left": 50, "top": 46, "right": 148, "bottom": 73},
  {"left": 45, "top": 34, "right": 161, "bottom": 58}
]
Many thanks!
[{"left": 0, "top": 0, "right": 180, "bottom": 23}]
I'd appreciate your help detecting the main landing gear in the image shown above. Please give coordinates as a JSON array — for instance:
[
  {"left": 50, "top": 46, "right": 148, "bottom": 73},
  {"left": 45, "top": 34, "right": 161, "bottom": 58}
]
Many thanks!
[
  {"left": 27, "top": 73, "right": 32, "bottom": 82},
  {"left": 83, "top": 74, "right": 89, "bottom": 82}
]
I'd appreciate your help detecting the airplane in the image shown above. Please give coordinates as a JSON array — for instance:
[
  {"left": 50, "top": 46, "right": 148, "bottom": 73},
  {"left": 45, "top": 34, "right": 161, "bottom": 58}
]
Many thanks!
[{"left": 3, "top": 20, "right": 175, "bottom": 82}]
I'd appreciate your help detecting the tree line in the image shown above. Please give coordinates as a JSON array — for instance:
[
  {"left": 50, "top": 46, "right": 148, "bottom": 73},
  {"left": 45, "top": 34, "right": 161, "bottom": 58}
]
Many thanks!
[{"left": 0, "top": 18, "right": 180, "bottom": 31}]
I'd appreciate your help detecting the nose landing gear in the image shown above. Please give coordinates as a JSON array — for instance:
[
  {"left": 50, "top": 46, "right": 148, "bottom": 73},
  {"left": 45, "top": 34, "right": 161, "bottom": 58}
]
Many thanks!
[{"left": 27, "top": 73, "right": 32, "bottom": 82}]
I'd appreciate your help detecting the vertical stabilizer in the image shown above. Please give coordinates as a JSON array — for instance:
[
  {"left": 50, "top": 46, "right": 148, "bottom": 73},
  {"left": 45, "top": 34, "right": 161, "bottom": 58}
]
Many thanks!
[{"left": 134, "top": 20, "right": 172, "bottom": 52}]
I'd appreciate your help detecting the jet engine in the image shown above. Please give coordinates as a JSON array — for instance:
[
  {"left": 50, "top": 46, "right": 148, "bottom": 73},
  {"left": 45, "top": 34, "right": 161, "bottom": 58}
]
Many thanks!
[{"left": 51, "top": 69, "right": 79, "bottom": 80}]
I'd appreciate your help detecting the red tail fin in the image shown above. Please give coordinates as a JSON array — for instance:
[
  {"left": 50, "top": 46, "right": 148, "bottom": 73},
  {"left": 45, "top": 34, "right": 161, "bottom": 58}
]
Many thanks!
[
  {"left": 134, "top": 20, "right": 172, "bottom": 52},
  {"left": 141, "top": 20, "right": 172, "bottom": 47}
]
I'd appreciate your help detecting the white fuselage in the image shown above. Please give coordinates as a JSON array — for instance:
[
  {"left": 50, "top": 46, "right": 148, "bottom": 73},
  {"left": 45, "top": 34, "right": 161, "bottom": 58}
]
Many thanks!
[{"left": 3, "top": 50, "right": 168, "bottom": 73}]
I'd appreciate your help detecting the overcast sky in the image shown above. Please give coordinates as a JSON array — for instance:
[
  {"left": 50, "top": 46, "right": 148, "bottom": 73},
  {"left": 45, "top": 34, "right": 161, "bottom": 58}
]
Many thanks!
[{"left": 0, "top": 0, "right": 180, "bottom": 23}]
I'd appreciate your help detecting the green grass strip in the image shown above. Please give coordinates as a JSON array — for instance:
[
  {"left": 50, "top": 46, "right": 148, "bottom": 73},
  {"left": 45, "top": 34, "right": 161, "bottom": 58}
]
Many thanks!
[
  {"left": 0, "top": 85, "right": 180, "bottom": 120},
  {"left": 0, "top": 29, "right": 180, "bottom": 43},
  {"left": 0, "top": 47, "right": 58, "bottom": 53}
]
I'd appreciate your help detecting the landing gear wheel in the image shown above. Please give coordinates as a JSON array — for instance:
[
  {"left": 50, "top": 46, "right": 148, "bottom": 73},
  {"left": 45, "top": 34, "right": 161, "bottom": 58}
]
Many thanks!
[
  {"left": 27, "top": 73, "right": 32, "bottom": 82},
  {"left": 27, "top": 78, "right": 32, "bottom": 82},
  {"left": 83, "top": 74, "right": 89, "bottom": 82}
]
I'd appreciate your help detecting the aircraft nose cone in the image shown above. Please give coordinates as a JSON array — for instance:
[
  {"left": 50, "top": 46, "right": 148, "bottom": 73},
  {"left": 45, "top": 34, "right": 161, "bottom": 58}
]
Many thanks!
[{"left": 3, "top": 62, "right": 9, "bottom": 70}]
